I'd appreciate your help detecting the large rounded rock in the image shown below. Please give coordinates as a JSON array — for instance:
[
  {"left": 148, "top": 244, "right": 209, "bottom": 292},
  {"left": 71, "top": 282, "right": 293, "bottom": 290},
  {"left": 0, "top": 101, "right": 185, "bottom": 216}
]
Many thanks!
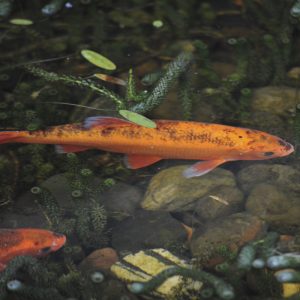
[
  {"left": 237, "top": 164, "right": 300, "bottom": 193},
  {"left": 246, "top": 183, "right": 300, "bottom": 229},
  {"left": 101, "top": 182, "right": 143, "bottom": 220},
  {"left": 190, "top": 213, "right": 265, "bottom": 265},
  {"left": 142, "top": 165, "right": 241, "bottom": 213},
  {"left": 194, "top": 186, "right": 244, "bottom": 222},
  {"left": 251, "top": 86, "right": 298, "bottom": 117},
  {"left": 111, "top": 210, "right": 187, "bottom": 252}
]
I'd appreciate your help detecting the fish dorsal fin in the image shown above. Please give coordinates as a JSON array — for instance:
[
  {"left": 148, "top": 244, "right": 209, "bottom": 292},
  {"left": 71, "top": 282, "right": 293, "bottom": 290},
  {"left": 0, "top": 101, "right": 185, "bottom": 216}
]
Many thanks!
[
  {"left": 55, "top": 144, "right": 91, "bottom": 153},
  {"left": 182, "top": 159, "right": 227, "bottom": 178},
  {"left": 124, "top": 154, "right": 162, "bottom": 169},
  {"left": 84, "top": 116, "right": 131, "bottom": 129}
]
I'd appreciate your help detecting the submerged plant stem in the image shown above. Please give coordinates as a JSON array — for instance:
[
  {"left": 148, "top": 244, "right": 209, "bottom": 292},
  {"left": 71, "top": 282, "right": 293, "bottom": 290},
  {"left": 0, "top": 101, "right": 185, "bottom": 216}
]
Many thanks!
[
  {"left": 24, "top": 65, "right": 125, "bottom": 109},
  {"left": 131, "top": 52, "right": 194, "bottom": 114}
]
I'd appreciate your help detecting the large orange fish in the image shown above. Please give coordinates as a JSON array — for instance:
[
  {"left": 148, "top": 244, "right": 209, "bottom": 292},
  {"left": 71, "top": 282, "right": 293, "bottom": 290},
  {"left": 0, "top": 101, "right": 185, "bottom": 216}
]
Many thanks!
[
  {"left": 0, "top": 116, "right": 294, "bottom": 177},
  {"left": 0, "top": 228, "right": 66, "bottom": 271}
]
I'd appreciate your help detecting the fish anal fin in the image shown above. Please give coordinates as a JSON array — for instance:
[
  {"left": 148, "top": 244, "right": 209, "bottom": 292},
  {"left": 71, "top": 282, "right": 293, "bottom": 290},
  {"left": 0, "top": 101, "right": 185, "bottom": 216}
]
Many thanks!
[
  {"left": 55, "top": 144, "right": 91, "bottom": 153},
  {"left": 183, "top": 159, "right": 227, "bottom": 178},
  {"left": 124, "top": 154, "right": 162, "bottom": 169},
  {"left": 84, "top": 116, "right": 131, "bottom": 129}
]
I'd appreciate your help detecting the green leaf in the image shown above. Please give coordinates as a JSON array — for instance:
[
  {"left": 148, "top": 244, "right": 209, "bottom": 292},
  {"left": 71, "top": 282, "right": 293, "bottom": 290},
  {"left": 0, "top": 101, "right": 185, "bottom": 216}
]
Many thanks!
[
  {"left": 9, "top": 18, "right": 33, "bottom": 26},
  {"left": 81, "top": 50, "right": 116, "bottom": 70},
  {"left": 119, "top": 110, "right": 156, "bottom": 128}
]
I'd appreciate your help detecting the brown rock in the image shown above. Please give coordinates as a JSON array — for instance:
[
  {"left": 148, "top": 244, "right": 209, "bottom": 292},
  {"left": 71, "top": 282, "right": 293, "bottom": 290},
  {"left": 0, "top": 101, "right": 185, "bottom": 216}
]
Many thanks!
[
  {"left": 79, "top": 248, "right": 118, "bottom": 272},
  {"left": 250, "top": 86, "right": 299, "bottom": 118},
  {"left": 190, "top": 213, "right": 266, "bottom": 265},
  {"left": 142, "top": 165, "right": 238, "bottom": 212},
  {"left": 194, "top": 186, "right": 244, "bottom": 222},
  {"left": 237, "top": 164, "right": 300, "bottom": 194}
]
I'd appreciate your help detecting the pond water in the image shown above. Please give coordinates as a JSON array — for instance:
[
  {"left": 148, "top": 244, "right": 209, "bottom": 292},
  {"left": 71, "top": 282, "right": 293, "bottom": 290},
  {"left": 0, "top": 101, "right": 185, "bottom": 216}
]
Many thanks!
[{"left": 0, "top": 1, "right": 300, "bottom": 299}]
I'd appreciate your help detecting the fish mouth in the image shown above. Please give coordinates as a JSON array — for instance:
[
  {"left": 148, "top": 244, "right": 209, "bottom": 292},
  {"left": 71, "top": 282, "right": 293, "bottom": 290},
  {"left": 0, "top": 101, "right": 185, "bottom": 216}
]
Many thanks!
[
  {"left": 277, "top": 139, "right": 294, "bottom": 156},
  {"left": 284, "top": 142, "right": 294, "bottom": 155}
]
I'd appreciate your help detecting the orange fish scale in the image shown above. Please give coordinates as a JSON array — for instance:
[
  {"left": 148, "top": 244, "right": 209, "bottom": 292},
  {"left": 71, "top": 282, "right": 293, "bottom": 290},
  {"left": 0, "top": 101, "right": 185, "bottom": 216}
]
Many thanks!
[{"left": 16, "top": 121, "right": 265, "bottom": 160}]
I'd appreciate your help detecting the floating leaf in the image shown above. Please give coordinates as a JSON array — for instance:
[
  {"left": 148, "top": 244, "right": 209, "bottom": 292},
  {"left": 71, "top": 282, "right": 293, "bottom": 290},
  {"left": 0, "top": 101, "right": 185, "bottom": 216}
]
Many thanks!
[
  {"left": 119, "top": 110, "right": 156, "bottom": 128},
  {"left": 81, "top": 50, "right": 116, "bottom": 70},
  {"left": 9, "top": 18, "right": 33, "bottom": 26},
  {"left": 94, "top": 73, "right": 126, "bottom": 86}
]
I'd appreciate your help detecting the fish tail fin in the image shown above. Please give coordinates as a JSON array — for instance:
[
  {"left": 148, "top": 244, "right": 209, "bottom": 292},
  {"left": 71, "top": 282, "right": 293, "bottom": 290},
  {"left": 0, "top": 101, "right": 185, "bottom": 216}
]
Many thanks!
[{"left": 0, "top": 131, "right": 22, "bottom": 144}]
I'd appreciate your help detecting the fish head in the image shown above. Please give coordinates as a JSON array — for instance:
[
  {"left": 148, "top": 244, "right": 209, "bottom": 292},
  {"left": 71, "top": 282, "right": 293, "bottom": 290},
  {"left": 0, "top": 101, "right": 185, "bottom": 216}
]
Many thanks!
[
  {"left": 22, "top": 229, "right": 66, "bottom": 256},
  {"left": 240, "top": 132, "right": 294, "bottom": 160}
]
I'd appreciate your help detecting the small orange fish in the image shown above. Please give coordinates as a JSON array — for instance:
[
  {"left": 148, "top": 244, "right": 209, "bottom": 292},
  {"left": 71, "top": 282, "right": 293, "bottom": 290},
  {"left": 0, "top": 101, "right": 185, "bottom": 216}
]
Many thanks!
[
  {"left": 0, "top": 116, "right": 294, "bottom": 177},
  {"left": 0, "top": 228, "right": 66, "bottom": 271}
]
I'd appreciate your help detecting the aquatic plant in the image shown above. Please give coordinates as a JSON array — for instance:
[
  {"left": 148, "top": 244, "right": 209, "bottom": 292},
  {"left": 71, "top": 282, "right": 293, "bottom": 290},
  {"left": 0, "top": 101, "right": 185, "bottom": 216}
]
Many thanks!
[
  {"left": 128, "top": 265, "right": 235, "bottom": 300},
  {"left": 242, "top": 0, "right": 295, "bottom": 85},
  {"left": 30, "top": 152, "right": 109, "bottom": 250},
  {"left": 24, "top": 51, "right": 194, "bottom": 117},
  {"left": 0, "top": 256, "right": 61, "bottom": 300},
  {"left": 0, "top": 0, "right": 13, "bottom": 17},
  {"left": 24, "top": 65, "right": 125, "bottom": 110},
  {"left": 31, "top": 186, "right": 62, "bottom": 228}
]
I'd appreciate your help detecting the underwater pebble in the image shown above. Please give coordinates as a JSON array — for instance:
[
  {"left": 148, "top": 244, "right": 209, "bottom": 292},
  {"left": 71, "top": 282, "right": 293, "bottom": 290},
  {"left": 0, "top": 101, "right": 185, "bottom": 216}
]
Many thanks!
[
  {"left": 111, "top": 210, "right": 187, "bottom": 252},
  {"left": 6, "top": 279, "right": 23, "bottom": 291},
  {"left": 190, "top": 213, "right": 265, "bottom": 266},
  {"left": 90, "top": 271, "right": 105, "bottom": 283},
  {"left": 252, "top": 258, "right": 265, "bottom": 269},
  {"left": 79, "top": 247, "right": 118, "bottom": 272},
  {"left": 142, "top": 165, "right": 239, "bottom": 212}
]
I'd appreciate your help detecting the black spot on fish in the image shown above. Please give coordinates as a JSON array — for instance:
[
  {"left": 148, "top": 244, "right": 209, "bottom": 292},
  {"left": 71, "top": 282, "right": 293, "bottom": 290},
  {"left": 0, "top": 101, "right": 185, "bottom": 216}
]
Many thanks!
[
  {"left": 277, "top": 139, "right": 286, "bottom": 147},
  {"left": 239, "top": 136, "right": 243, "bottom": 138},
  {"left": 264, "top": 152, "right": 274, "bottom": 156},
  {"left": 260, "top": 135, "right": 267, "bottom": 140},
  {"left": 101, "top": 127, "right": 115, "bottom": 136}
]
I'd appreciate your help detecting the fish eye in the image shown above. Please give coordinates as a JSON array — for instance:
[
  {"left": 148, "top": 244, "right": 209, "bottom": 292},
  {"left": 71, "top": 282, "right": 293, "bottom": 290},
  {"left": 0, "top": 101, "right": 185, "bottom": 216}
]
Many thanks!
[
  {"left": 263, "top": 151, "right": 274, "bottom": 157},
  {"left": 40, "top": 246, "right": 51, "bottom": 254}
]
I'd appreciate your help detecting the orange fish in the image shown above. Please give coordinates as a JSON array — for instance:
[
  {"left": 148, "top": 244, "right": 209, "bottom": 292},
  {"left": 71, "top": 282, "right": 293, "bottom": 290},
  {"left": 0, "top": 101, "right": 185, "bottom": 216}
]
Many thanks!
[
  {"left": 0, "top": 116, "right": 294, "bottom": 177},
  {"left": 0, "top": 228, "right": 66, "bottom": 271}
]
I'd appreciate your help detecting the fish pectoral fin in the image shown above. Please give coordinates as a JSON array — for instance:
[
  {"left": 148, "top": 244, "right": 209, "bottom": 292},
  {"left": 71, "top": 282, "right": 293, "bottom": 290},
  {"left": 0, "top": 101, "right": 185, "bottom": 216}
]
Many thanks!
[
  {"left": 55, "top": 144, "right": 91, "bottom": 153},
  {"left": 183, "top": 159, "right": 227, "bottom": 178},
  {"left": 124, "top": 154, "right": 162, "bottom": 169}
]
